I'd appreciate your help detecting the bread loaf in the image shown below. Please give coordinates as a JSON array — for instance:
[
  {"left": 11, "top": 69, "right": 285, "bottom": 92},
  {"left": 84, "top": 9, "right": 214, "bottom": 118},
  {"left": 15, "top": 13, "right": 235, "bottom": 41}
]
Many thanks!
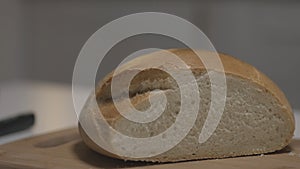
[{"left": 79, "top": 49, "right": 295, "bottom": 162}]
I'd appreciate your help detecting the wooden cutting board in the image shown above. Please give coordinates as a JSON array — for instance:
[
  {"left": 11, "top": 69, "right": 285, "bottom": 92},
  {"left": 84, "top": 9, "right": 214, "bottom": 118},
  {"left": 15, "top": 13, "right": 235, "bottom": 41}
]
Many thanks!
[{"left": 0, "top": 128, "right": 299, "bottom": 169}]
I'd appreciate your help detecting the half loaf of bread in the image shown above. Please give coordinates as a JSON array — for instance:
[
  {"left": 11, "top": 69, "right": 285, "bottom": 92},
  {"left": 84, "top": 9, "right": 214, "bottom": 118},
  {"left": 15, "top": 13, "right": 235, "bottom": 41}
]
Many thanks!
[{"left": 79, "top": 49, "right": 295, "bottom": 162}]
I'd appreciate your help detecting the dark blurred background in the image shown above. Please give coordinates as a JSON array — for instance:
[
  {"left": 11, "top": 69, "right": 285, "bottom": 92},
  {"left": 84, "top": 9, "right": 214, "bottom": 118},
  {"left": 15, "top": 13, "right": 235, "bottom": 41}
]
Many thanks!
[{"left": 1, "top": 0, "right": 299, "bottom": 109}]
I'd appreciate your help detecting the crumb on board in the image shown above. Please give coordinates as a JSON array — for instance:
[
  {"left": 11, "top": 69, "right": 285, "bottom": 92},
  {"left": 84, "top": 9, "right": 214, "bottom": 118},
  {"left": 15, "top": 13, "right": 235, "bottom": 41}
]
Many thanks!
[
  {"left": 288, "top": 152, "right": 296, "bottom": 156},
  {"left": 260, "top": 154, "right": 264, "bottom": 157}
]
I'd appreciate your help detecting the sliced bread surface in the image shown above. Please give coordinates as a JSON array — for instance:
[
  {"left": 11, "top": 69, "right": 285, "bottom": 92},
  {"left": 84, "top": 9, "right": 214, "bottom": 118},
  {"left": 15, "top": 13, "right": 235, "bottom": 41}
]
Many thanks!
[{"left": 79, "top": 49, "right": 295, "bottom": 162}]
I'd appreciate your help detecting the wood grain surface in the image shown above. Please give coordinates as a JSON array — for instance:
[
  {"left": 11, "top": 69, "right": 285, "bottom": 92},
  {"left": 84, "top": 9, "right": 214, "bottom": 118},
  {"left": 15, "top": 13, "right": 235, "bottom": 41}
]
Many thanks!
[{"left": 0, "top": 128, "right": 299, "bottom": 169}]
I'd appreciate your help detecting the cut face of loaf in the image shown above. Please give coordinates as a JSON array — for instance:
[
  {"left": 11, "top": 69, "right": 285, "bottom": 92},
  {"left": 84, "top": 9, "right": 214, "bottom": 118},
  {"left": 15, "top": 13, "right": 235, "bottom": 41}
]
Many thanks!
[{"left": 79, "top": 49, "right": 295, "bottom": 162}]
